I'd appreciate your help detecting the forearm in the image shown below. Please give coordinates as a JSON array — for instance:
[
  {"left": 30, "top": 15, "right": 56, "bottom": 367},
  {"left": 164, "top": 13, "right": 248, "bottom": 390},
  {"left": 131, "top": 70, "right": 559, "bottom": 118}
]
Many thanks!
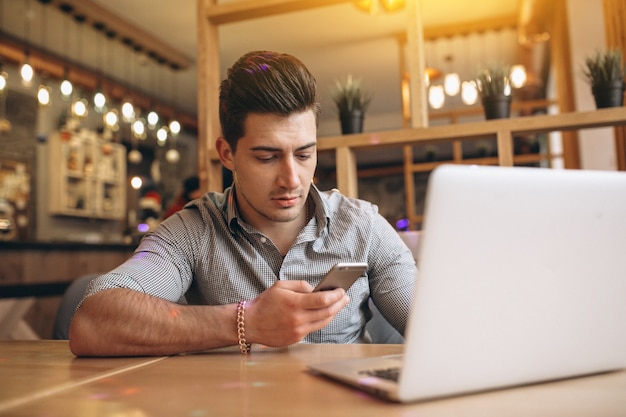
[{"left": 68, "top": 288, "right": 238, "bottom": 357}]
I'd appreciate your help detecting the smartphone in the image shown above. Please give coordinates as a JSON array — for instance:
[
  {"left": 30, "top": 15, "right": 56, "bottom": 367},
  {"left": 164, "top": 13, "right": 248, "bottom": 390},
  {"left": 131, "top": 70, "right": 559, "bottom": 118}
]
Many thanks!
[{"left": 313, "top": 262, "right": 368, "bottom": 292}]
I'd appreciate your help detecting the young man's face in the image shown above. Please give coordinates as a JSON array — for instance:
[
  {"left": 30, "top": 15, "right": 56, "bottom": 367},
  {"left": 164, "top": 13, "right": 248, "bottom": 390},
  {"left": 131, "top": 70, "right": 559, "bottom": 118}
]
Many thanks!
[{"left": 217, "top": 110, "right": 317, "bottom": 230}]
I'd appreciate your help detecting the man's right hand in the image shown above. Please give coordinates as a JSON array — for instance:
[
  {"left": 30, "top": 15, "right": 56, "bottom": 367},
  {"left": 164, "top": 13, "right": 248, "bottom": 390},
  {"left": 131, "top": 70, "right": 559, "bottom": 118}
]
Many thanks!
[{"left": 244, "top": 280, "right": 350, "bottom": 347}]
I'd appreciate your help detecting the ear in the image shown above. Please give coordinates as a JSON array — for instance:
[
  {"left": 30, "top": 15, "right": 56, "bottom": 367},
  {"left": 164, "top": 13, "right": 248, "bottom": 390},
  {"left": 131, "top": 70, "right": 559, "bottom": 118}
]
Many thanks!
[{"left": 216, "top": 136, "right": 235, "bottom": 171}]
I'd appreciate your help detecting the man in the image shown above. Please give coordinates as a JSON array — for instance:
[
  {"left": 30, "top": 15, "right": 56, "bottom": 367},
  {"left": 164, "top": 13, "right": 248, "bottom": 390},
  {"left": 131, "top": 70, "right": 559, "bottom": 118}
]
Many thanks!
[{"left": 69, "top": 51, "right": 416, "bottom": 357}]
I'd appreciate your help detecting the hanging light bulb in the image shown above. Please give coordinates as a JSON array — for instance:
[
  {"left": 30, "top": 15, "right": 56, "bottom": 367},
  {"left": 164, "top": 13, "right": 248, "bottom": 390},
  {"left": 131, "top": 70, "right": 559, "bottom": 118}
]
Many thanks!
[
  {"left": 380, "top": 0, "right": 405, "bottom": 12},
  {"left": 166, "top": 119, "right": 180, "bottom": 163},
  {"left": 167, "top": 64, "right": 182, "bottom": 137},
  {"left": 20, "top": 59, "right": 34, "bottom": 87},
  {"left": 442, "top": 51, "right": 460, "bottom": 96},
  {"left": 444, "top": 72, "right": 461, "bottom": 96},
  {"left": 37, "top": 72, "right": 52, "bottom": 106},
  {"left": 510, "top": 64, "right": 527, "bottom": 89},
  {"left": 121, "top": 99, "right": 135, "bottom": 123},
  {"left": 156, "top": 126, "right": 168, "bottom": 146},
  {"left": 60, "top": 79, "right": 73, "bottom": 97},
  {"left": 128, "top": 105, "right": 143, "bottom": 163},
  {"left": 132, "top": 119, "right": 145, "bottom": 136},
  {"left": 130, "top": 176, "right": 143, "bottom": 190},
  {"left": 20, "top": 0, "right": 35, "bottom": 88},
  {"left": 461, "top": 81, "right": 478, "bottom": 105},
  {"left": 60, "top": 69, "right": 73, "bottom": 99},
  {"left": 132, "top": 118, "right": 147, "bottom": 140},
  {"left": 37, "top": 84, "right": 51, "bottom": 106},
  {"left": 93, "top": 90, "right": 106, "bottom": 112},
  {"left": 104, "top": 109, "right": 119, "bottom": 130},
  {"left": 37, "top": 0, "right": 52, "bottom": 105},
  {"left": 72, "top": 97, "right": 88, "bottom": 118},
  {"left": 165, "top": 148, "right": 180, "bottom": 164},
  {"left": 428, "top": 85, "right": 445, "bottom": 109},
  {"left": 354, "top": 0, "right": 377, "bottom": 14},
  {"left": 169, "top": 119, "right": 181, "bottom": 136},
  {"left": 147, "top": 110, "right": 159, "bottom": 129},
  {"left": 354, "top": 0, "right": 405, "bottom": 14},
  {"left": 128, "top": 149, "right": 143, "bottom": 164},
  {"left": 0, "top": 66, "right": 8, "bottom": 94},
  {"left": 0, "top": 64, "right": 10, "bottom": 134}
]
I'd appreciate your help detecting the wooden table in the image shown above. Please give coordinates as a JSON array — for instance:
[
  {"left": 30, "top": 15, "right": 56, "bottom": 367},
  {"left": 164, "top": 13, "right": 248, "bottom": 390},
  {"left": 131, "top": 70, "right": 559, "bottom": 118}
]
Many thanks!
[
  {"left": 0, "top": 340, "right": 165, "bottom": 413},
  {"left": 1, "top": 341, "right": 625, "bottom": 416}
]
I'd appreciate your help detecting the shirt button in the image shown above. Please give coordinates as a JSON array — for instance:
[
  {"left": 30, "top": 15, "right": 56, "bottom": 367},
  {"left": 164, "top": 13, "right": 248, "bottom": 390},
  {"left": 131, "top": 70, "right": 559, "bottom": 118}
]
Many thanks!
[{"left": 260, "top": 237, "right": 267, "bottom": 243}]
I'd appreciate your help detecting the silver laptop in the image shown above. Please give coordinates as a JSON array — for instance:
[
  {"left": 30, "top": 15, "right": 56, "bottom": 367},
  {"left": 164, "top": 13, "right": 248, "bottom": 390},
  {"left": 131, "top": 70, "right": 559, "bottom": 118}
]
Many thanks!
[{"left": 308, "top": 164, "right": 626, "bottom": 402}]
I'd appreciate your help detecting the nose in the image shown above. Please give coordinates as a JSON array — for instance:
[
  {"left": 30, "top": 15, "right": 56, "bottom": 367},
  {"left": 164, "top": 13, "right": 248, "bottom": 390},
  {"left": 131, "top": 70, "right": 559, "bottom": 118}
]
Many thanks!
[{"left": 277, "top": 156, "right": 301, "bottom": 189}]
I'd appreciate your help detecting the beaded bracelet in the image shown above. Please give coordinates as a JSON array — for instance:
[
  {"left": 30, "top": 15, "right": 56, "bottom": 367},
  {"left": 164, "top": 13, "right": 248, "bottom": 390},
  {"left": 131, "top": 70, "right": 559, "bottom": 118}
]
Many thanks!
[{"left": 237, "top": 300, "right": 251, "bottom": 354}]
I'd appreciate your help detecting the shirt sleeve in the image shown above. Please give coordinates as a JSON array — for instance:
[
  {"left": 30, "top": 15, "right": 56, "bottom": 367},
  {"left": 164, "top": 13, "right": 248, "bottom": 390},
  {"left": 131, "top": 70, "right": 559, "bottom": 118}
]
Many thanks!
[
  {"left": 366, "top": 212, "right": 418, "bottom": 335},
  {"left": 82, "top": 209, "right": 206, "bottom": 304}
]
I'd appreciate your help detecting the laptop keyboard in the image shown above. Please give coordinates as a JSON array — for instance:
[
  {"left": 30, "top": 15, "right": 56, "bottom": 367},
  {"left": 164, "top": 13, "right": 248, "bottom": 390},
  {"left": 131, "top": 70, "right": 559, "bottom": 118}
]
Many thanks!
[{"left": 359, "top": 366, "right": 401, "bottom": 382}]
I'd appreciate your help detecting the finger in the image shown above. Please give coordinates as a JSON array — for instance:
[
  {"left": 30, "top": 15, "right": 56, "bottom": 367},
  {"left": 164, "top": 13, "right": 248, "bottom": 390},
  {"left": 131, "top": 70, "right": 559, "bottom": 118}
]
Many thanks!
[
  {"left": 300, "top": 288, "right": 347, "bottom": 309},
  {"left": 301, "top": 295, "right": 351, "bottom": 333},
  {"left": 273, "top": 280, "right": 314, "bottom": 293},
  {"left": 305, "top": 293, "right": 350, "bottom": 318}
]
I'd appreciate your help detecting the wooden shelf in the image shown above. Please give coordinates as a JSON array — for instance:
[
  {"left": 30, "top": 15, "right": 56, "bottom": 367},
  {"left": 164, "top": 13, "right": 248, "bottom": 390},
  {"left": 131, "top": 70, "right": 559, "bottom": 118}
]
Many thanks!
[
  {"left": 315, "top": 107, "right": 626, "bottom": 198},
  {"left": 317, "top": 108, "right": 626, "bottom": 152},
  {"left": 48, "top": 131, "right": 127, "bottom": 220},
  {"left": 317, "top": 108, "right": 626, "bottom": 229}
]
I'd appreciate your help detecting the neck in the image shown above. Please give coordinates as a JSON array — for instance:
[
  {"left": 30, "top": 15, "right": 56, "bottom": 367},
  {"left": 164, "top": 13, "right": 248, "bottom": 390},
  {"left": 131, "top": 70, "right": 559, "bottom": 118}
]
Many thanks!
[
  {"left": 233, "top": 189, "right": 311, "bottom": 256},
  {"left": 266, "top": 200, "right": 311, "bottom": 256}
]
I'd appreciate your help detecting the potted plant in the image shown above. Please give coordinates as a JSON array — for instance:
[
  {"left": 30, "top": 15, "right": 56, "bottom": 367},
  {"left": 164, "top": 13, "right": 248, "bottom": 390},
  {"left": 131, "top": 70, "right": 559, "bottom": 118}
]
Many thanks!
[
  {"left": 582, "top": 48, "right": 626, "bottom": 108},
  {"left": 475, "top": 64, "right": 512, "bottom": 120},
  {"left": 330, "top": 74, "right": 372, "bottom": 134}
]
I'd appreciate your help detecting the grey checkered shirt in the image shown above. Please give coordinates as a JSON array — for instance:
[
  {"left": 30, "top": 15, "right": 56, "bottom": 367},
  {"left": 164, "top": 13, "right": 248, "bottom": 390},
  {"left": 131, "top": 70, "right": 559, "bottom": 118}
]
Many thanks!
[{"left": 84, "top": 185, "right": 416, "bottom": 344}]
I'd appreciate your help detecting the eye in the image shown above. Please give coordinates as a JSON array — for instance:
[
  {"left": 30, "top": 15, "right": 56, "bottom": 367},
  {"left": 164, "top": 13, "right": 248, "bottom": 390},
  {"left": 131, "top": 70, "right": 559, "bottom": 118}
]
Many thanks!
[
  {"left": 296, "top": 152, "right": 313, "bottom": 161},
  {"left": 256, "top": 154, "right": 277, "bottom": 162}
]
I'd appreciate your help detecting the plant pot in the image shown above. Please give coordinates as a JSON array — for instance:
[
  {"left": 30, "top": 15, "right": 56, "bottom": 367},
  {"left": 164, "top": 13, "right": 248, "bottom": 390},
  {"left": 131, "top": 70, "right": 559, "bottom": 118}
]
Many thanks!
[
  {"left": 339, "top": 110, "right": 364, "bottom": 135},
  {"left": 592, "top": 81, "right": 625, "bottom": 108},
  {"left": 481, "top": 95, "right": 512, "bottom": 120}
]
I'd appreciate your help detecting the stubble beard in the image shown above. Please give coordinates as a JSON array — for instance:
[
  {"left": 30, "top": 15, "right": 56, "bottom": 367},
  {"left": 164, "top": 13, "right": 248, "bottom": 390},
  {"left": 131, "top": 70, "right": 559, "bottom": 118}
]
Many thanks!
[{"left": 234, "top": 173, "right": 307, "bottom": 225}]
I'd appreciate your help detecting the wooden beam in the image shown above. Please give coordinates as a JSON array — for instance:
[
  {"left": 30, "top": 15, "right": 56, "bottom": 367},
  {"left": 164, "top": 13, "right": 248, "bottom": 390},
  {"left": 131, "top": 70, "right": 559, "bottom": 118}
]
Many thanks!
[
  {"left": 335, "top": 146, "right": 358, "bottom": 198},
  {"left": 518, "top": 0, "right": 556, "bottom": 44},
  {"left": 603, "top": 0, "right": 626, "bottom": 171},
  {"left": 205, "top": 0, "right": 517, "bottom": 36},
  {"left": 403, "top": 145, "right": 416, "bottom": 231},
  {"left": 197, "top": 0, "right": 223, "bottom": 192},
  {"left": 204, "top": 0, "right": 353, "bottom": 24},
  {"left": 496, "top": 128, "right": 514, "bottom": 166},
  {"left": 406, "top": 0, "right": 428, "bottom": 128},
  {"left": 550, "top": 0, "right": 580, "bottom": 168},
  {"left": 423, "top": 14, "right": 518, "bottom": 40}
]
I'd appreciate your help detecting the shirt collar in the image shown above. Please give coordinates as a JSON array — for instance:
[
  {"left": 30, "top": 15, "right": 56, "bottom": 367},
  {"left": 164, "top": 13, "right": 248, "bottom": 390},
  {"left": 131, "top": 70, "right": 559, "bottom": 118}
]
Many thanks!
[
  {"left": 308, "top": 184, "right": 330, "bottom": 232},
  {"left": 224, "top": 183, "right": 330, "bottom": 234},
  {"left": 225, "top": 186, "right": 240, "bottom": 233}
]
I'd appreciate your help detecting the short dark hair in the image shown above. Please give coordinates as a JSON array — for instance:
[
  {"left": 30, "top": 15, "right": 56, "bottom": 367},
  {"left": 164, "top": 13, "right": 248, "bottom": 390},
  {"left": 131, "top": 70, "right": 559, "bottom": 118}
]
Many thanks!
[{"left": 219, "top": 50, "right": 320, "bottom": 151}]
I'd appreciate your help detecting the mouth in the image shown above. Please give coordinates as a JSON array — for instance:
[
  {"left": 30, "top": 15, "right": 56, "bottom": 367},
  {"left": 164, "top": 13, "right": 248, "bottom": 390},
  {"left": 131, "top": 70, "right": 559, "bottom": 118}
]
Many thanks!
[{"left": 272, "top": 195, "right": 300, "bottom": 208}]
